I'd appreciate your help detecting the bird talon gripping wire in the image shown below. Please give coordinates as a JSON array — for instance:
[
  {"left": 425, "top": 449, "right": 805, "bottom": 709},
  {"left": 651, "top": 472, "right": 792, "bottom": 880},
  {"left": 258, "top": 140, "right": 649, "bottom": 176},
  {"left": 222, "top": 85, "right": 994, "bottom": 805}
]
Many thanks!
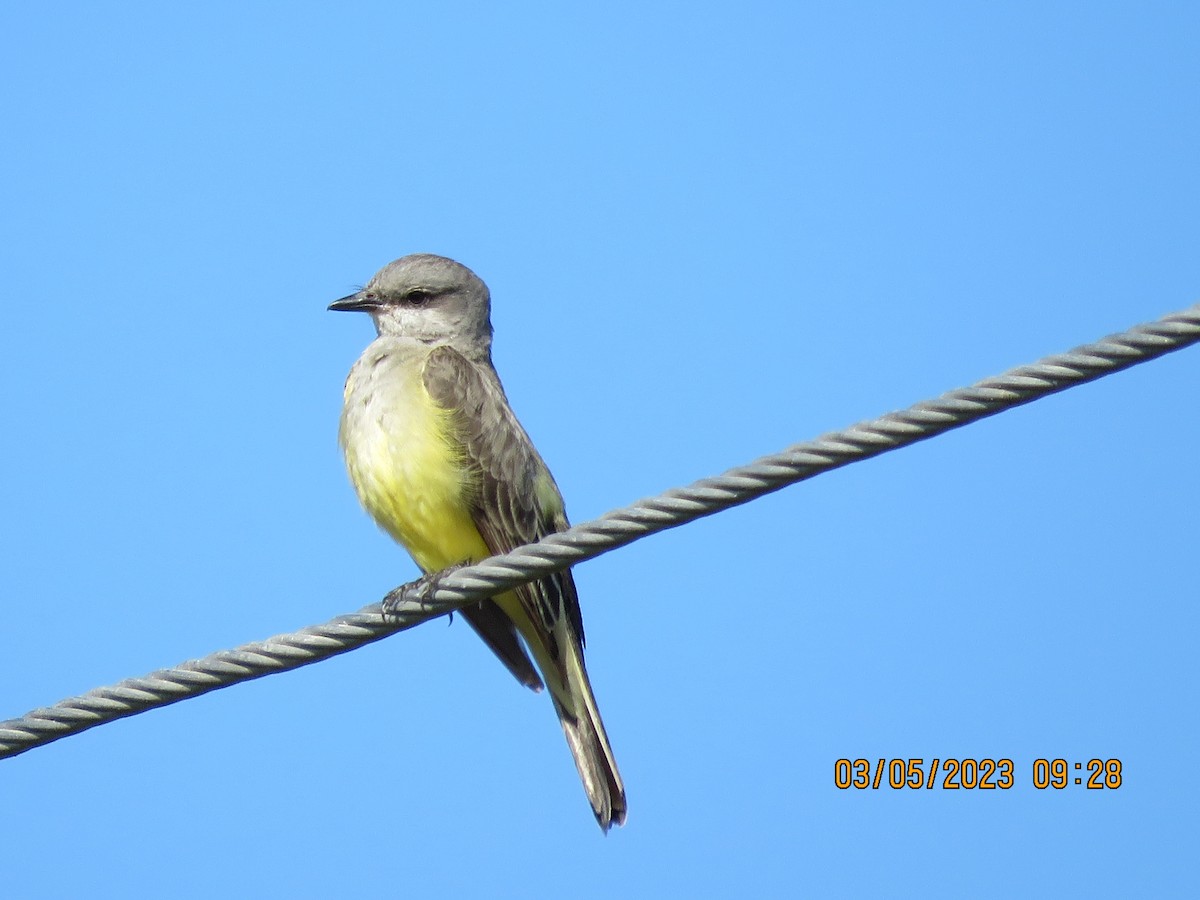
[{"left": 382, "top": 563, "right": 469, "bottom": 620}]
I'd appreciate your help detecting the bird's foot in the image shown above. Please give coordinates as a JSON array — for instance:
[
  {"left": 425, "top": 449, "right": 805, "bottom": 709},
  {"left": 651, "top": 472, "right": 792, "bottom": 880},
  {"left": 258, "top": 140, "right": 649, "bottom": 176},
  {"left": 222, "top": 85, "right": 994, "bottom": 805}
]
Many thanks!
[{"left": 381, "top": 563, "right": 470, "bottom": 622}]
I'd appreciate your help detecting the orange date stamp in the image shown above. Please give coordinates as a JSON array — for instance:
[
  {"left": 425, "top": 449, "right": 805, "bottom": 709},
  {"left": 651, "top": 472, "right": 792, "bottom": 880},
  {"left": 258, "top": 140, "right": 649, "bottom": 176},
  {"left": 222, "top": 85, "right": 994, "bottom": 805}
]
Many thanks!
[{"left": 833, "top": 758, "right": 1124, "bottom": 790}]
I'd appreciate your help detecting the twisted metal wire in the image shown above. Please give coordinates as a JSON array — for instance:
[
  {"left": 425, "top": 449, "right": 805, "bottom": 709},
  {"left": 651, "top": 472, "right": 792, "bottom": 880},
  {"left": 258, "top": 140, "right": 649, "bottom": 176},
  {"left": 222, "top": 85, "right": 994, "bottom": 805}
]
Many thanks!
[{"left": 2, "top": 304, "right": 1197, "bottom": 760}]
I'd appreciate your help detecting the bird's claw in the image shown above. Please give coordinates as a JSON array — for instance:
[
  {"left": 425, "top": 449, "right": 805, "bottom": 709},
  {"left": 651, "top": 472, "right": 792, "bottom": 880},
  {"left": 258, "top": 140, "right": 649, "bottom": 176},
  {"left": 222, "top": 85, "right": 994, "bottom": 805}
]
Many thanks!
[{"left": 381, "top": 563, "right": 470, "bottom": 622}]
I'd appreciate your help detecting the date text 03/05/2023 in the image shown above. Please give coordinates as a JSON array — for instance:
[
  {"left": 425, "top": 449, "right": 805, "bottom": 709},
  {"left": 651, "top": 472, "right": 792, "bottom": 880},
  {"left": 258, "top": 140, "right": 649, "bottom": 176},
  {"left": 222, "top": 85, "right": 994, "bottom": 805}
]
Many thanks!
[{"left": 833, "top": 758, "right": 1123, "bottom": 790}]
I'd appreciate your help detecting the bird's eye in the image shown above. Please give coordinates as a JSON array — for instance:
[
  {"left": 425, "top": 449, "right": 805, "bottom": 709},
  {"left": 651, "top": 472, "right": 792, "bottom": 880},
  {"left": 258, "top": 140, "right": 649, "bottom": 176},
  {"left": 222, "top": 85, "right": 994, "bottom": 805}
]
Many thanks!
[{"left": 406, "top": 289, "right": 432, "bottom": 306}]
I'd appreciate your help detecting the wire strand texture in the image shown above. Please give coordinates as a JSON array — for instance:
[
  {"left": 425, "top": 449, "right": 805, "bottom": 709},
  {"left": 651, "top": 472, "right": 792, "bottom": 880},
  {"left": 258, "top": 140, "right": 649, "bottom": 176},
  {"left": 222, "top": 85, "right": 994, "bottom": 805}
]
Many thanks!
[{"left": 2, "top": 304, "right": 1197, "bottom": 760}]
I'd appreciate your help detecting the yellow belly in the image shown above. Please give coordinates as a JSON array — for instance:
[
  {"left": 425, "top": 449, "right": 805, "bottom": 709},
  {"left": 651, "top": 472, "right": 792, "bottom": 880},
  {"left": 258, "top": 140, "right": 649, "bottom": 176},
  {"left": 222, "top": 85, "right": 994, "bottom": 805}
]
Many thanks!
[{"left": 339, "top": 343, "right": 490, "bottom": 572}]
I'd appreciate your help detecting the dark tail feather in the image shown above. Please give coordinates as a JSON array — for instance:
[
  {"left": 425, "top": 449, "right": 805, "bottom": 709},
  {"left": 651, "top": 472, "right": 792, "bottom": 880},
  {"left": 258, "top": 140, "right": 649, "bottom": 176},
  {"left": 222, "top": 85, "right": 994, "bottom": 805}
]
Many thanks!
[
  {"left": 552, "top": 645, "right": 627, "bottom": 831},
  {"left": 461, "top": 601, "right": 544, "bottom": 692}
]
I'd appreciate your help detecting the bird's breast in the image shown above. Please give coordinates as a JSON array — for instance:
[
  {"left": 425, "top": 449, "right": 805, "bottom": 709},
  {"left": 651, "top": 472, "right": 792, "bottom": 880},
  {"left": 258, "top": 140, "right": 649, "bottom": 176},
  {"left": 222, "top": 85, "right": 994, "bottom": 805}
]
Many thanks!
[{"left": 338, "top": 344, "right": 488, "bottom": 571}]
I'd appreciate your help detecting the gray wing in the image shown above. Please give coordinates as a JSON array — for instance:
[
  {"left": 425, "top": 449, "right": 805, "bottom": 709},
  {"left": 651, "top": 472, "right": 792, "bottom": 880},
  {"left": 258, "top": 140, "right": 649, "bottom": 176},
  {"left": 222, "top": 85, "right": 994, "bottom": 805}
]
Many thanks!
[
  {"left": 422, "top": 345, "right": 585, "bottom": 662},
  {"left": 425, "top": 347, "right": 626, "bottom": 830}
]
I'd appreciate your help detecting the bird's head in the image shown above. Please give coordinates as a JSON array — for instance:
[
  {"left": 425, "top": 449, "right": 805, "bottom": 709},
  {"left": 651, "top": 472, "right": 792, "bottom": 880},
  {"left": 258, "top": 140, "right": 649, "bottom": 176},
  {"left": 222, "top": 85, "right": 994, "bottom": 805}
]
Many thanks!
[{"left": 330, "top": 254, "right": 493, "bottom": 359}]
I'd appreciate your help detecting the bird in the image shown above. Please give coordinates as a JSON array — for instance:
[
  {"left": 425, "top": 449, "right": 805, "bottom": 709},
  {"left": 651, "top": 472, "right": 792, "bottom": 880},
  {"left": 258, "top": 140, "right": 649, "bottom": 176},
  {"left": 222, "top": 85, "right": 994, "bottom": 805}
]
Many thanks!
[{"left": 330, "top": 253, "right": 626, "bottom": 830}]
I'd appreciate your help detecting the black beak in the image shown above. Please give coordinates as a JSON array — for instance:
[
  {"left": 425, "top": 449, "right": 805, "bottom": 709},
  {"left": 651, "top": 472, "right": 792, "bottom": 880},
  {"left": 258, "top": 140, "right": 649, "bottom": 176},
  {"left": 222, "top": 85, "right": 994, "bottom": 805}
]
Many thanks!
[{"left": 328, "top": 291, "right": 380, "bottom": 313}]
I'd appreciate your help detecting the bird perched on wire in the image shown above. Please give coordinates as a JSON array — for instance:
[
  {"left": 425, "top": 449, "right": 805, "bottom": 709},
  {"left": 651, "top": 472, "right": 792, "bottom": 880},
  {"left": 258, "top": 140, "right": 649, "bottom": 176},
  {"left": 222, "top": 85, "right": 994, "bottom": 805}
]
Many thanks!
[{"left": 330, "top": 254, "right": 626, "bottom": 830}]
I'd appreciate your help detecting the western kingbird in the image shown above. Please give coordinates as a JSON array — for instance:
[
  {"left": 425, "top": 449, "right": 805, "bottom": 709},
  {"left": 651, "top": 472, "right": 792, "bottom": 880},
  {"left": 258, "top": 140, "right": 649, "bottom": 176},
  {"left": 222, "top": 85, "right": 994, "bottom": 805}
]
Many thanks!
[{"left": 330, "top": 254, "right": 626, "bottom": 830}]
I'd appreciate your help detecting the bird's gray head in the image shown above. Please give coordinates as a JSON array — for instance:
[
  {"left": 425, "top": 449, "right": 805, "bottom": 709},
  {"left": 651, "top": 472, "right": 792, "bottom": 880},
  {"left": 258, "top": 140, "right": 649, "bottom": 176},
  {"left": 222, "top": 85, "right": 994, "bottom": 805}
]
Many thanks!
[{"left": 329, "top": 254, "right": 493, "bottom": 359}]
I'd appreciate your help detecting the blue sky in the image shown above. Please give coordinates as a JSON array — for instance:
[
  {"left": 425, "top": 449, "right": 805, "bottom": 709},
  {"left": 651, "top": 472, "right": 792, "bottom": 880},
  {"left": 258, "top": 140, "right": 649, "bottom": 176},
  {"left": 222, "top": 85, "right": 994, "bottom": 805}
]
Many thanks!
[{"left": 2, "top": 2, "right": 1198, "bottom": 896}]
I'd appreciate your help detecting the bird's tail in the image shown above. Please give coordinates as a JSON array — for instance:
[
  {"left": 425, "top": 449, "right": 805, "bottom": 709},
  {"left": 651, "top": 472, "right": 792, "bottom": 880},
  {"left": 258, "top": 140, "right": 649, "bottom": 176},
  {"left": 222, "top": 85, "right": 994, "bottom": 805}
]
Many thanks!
[{"left": 548, "top": 633, "right": 627, "bottom": 832}]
